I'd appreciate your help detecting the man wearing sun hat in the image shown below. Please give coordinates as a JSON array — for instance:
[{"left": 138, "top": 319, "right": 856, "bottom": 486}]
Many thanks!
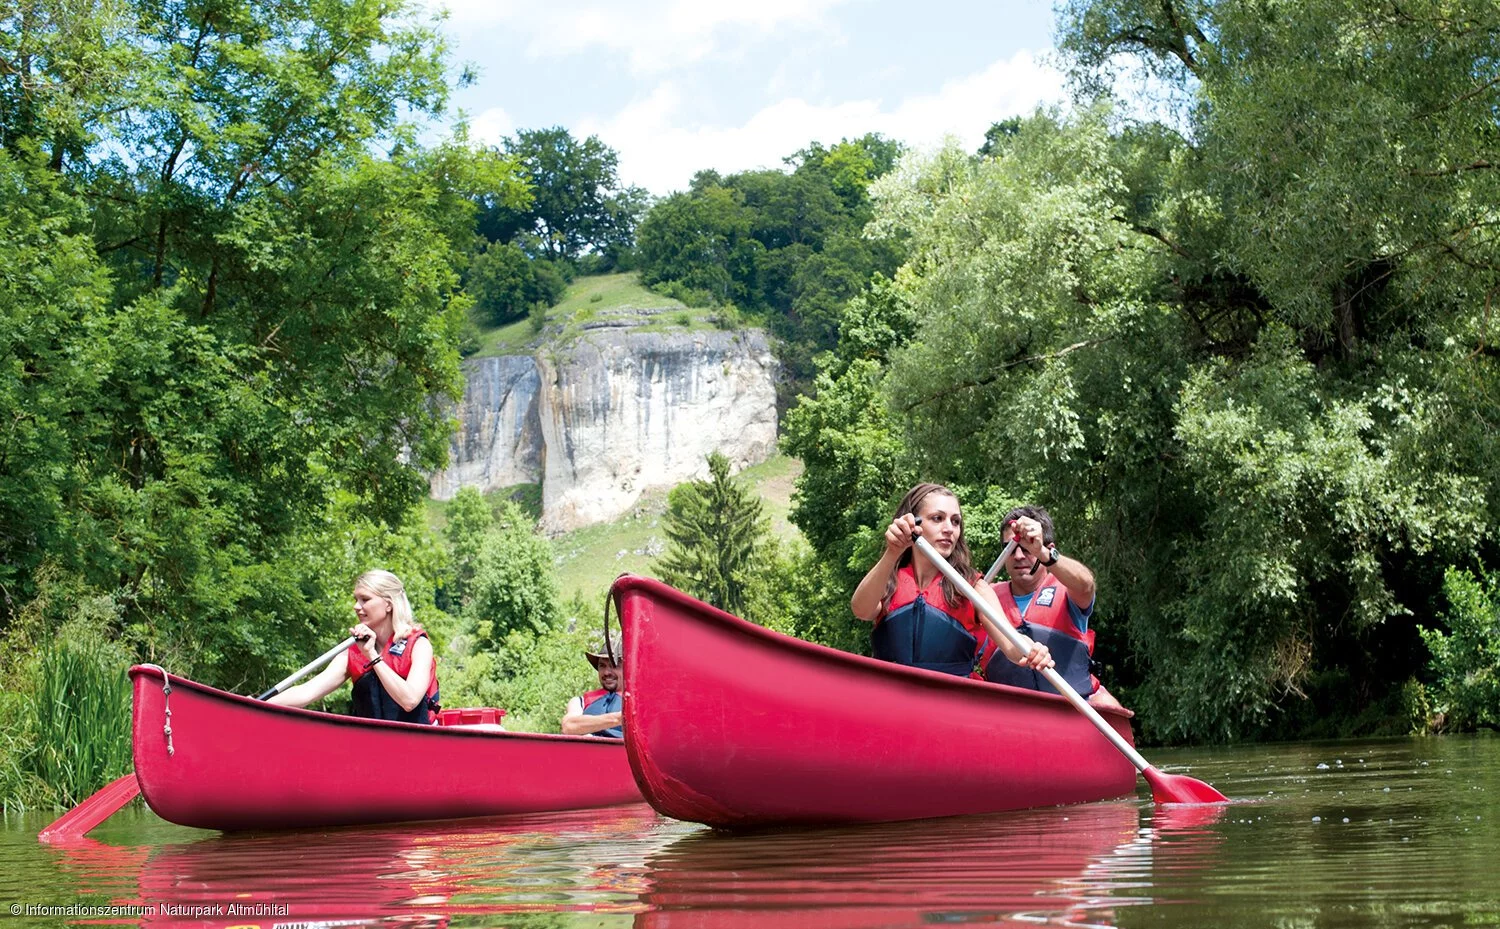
[{"left": 560, "top": 633, "right": 624, "bottom": 739}]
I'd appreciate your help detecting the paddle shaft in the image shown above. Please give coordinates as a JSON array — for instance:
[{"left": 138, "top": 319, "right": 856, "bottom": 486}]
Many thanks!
[
  {"left": 982, "top": 524, "right": 1041, "bottom": 584},
  {"left": 983, "top": 539, "right": 1018, "bottom": 583},
  {"left": 913, "top": 536, "right": 1153, "bottom": 773},
  {"left": 256, "top": 636, "right": 356, "bottom": 700}
]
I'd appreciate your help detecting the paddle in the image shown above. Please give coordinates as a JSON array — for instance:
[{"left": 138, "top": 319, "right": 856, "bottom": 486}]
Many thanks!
[
  {"left": 912, "top": 535, "right": 1228, "bottom": 805},
  {"left": 38, "top": 636, "right": 358, "bottom": 843},
  {"left": 37, "top": 774, "right": 141, "bottom": 844},
  {"left": 256, "top": 636, "right": 356, "bottom": 700},
  {"left": 982, "top": 522, "right": 1043, "bottom": 584},
  {"left": 983, "top": 538, "right": 1019, "bottom": 583}
]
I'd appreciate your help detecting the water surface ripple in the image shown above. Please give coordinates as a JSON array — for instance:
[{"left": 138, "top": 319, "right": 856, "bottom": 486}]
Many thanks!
[{"left": 4, "top": 735, "right": 1497, "bottom": 928}]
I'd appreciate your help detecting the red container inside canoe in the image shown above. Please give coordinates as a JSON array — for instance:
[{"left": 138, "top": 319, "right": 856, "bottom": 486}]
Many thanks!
[{"left": 437, "top": 707, "right": 507, "bottom": 726}]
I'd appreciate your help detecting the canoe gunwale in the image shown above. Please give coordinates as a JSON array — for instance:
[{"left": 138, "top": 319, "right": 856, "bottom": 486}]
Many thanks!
[
  {"left": 129, "top": 666, "right": 620, "bottom": 746},
  {"left": 609, "top": 574, "right": 1133, "bottom": 719}
]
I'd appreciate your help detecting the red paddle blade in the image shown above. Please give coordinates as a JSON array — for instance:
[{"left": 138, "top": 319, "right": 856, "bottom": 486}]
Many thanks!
[
  {"left": 37, "top": 773, "right": 140, "bottom": 844},
  {"left": 1142, "top": 765, "right": 1228, "bottom": 805}
]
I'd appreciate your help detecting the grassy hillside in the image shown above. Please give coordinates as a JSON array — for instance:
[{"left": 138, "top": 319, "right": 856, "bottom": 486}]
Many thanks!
[
  {"left": 451, "top": 270, "right": 793, "bottom": 602},
  {"left": 551, "top": 454, "right": 803, "bottom": 603},
  {"left": 470, "top": 272, "right": 722, "bottom": 358}
]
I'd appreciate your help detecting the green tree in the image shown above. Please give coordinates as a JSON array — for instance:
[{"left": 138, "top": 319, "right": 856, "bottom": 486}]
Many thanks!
[
  {"left": 0, "top": 0, "right": 525, "bottom": 682},
  {"left": 655, "top": 452, "right": 769, "bottom": 616},
  {"left": 782, "top": 358, "right": 913, "bottom": 584},
  {"left": 634, "top": 135, "right": 907, "bottom": 393},
  {"left": 440, "top": 486, "right": 492, "bottom": 610},
  {"left": 465, "top": 240, "right": 569, "bottom": 325},
  {"left": 977, "top": 118, "right": 1023, "bottom": 158},
  {"left": 637, "top": 183, "right": 752, "bottom": 304},
  {"left": 0, "top": 150, "right": 112, "bottom": 618},
  {"left": 468, "top": 501, "right": 561, "bottom": 647},
  {"left": 1419, "top": 567, "right": 1500, "bottom": 732},
  {"left": 482, "top": 126, "right": 648, "bottom": 263}
]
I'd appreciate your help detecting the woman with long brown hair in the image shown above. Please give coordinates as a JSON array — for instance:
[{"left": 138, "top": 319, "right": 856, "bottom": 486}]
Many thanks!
[{"left": 851, "top": 483, "right": 1053, "bottom": 678}]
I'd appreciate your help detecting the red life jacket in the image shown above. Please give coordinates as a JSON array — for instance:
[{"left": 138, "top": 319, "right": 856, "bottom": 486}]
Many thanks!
[
  {"left": 347, "top": 627, "right": 440, "bottom": 724},
  {"left": 981, "top": 576, "right": 1097, "bottom": 696},
  {"left": 579, "top": 687, "right": 623, "bottom": 739},
  {"left": 872, "top": 564, "right": 982, "bottom": 677}
]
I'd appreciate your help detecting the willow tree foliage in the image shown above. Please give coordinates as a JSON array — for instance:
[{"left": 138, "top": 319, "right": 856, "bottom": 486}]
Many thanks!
[
  {"left": 787, "top": 0, "right": 1500, "bottom": 741},
  {"left": 0, "top": 0, "right": 526, "bottom": 686},
  {"left": 1419, "top": 567, "right": 1500, "bottom": 731}
]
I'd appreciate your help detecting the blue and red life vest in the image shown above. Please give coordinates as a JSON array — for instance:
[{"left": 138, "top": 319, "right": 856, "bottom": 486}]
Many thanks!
[
  {"left": 871, "top": 564, "right": 983, "bottom": 677},
  {"left": 347, "top": 627, "right": 441, "bottom": 724},
  {"left": 580, "top": 687, "right": 623, "bottom": 739},
  {"left": 981, "top": 577, "right": 1096, "bottom": 696}
]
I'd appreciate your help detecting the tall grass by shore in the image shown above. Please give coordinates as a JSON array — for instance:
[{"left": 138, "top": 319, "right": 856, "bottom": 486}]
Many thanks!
[{"left": 1, "top": 624, "right": 133, "bottom": 811}]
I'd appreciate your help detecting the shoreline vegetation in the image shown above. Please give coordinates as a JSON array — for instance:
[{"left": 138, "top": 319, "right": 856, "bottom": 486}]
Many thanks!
[{"left": 5, "top": 0, "right": 1500, "bottom": 811}]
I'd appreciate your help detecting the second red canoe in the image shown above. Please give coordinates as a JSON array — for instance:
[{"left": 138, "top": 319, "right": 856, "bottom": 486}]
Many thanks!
[
  {"left": 611, "top": 574, "right": 1139, "bottom": 828},
  {"left": 130, "top": 666, "right": 643, "bottom": 831}
]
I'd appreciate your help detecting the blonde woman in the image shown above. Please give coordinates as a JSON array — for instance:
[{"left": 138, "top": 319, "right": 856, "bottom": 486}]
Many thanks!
[{"left": 270, "top": 570, "right": 440, "bottom": 723}]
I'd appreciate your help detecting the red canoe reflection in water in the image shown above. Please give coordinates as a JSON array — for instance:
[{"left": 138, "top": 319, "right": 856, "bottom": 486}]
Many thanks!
[
  {"left": 636, "top": 801, "right": 1151, "bottom": 929},
  {"left": 52, "top": 805, "right": 663, "bottom": 928},
  {"left": 48, "top": 801, "right": 1229, "bottom": 929}
]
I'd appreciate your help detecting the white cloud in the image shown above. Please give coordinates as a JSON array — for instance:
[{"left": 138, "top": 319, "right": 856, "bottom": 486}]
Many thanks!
[
  {"left": 424, "top": 0, "right": 858, "bottom": 74},
  {"left": 584, "top": 50, "right": 1066, "bottom": 195},
  {"left": 464, "top": 107, "right": 515, "bottom": 148}
]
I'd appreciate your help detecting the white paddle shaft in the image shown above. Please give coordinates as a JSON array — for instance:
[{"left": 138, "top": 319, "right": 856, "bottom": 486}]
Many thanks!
[
  {"left": 258, "top": 636, "right": 356, "bottom": 700},
  {"left": 913, "top": 535, "right": 1150, "bottom": 773},
  {"left": 983, "top": 539, "right": 1018, "bottom": 583}
]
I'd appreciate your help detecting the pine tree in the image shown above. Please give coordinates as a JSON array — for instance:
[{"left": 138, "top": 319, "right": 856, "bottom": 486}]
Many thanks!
[{"left": 655, "top": 452, "right": 768, "bottom": 616}]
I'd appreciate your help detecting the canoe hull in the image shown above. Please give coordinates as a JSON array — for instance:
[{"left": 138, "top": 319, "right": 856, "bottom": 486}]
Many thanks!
[
  {"left": 131, "top": 667, "right": 642, "bottom": 831},
  {"left": 614, "top": 576, "right": 1139, "bottom": 827}
]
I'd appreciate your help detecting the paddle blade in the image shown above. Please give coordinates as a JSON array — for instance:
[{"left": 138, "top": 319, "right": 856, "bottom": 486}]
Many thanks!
[
  {"left": 37, "top": 773, "right": 140, "bottom": 844},
  {"left": 1142, "top": 765, "right": 1228, "bottom": 805}
]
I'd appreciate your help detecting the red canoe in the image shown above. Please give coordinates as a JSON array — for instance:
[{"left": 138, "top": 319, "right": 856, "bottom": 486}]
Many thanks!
[
  {"left": 129, "top": 666, "right": 643, "bottom": 831},
  {"left": 611, "top": 575, "right": 1140, "bottom": 828}
]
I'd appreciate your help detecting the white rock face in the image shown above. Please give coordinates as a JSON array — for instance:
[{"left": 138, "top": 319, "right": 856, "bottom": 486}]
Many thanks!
[
  {"left": 430, "top": 328, "right": 778, "bottom": 534},
  {"left": 428, "top": 355, "right": 543, "bottom": 500}
]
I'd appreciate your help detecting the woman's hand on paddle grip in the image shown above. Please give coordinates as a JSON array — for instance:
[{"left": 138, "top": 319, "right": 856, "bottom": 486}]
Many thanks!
[
  {"left": 884, "top": 514, "right": 920, "bottom": 554},
  {"left": 1016, "top": 638, "right": 1054, "bottom": 672},
  {"left": 352, "top": 624, "right": 377, "bottom": 660}
]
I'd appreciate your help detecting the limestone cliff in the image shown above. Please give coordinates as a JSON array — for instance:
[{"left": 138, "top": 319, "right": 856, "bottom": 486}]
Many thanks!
[
  {"left": 427, "top": 355, "right": 543, "bottom": 500},
  {"left": 430, "top": 328, "right": 778, "bottom": 534}
]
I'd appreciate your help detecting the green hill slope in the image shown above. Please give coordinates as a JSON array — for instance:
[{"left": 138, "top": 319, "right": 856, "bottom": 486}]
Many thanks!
[
  {"left": 470, "top": 271, "right": 719, "bottom": 357},
  {"left": 451, "top": 270, "right": 796, "bottom": 602},
  {"left": 551, "top": 454, "right": 802, "bottom": 603}
]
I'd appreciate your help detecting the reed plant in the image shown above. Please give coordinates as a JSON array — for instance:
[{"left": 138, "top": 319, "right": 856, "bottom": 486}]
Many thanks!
[{"left": 2, "top": 620, "right": 133, "bottom": 809}]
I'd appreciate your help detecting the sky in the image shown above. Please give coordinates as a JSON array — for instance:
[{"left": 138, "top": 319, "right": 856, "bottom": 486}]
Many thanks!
[{"left": 423, "top": 0, "right": 1070, "bottom": 196}]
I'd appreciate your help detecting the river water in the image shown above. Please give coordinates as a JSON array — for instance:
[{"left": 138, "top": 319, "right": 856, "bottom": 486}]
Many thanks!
[{"left": 3, "top": 735, "right": 1497, "bottom": 928}]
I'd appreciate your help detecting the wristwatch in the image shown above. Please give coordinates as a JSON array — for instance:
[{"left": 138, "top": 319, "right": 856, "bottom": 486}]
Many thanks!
[{"left": 1041, "top": 544, "right": 1059, "bottom": 566}]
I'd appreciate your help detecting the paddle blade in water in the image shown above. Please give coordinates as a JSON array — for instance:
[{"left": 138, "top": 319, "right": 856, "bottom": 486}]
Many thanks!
[
  {"left": 37, "top": 773, "right": 140, "bottom": 844},
  {"left": 1142, "top": 765, "right": 1229, "bottom": 805}
]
